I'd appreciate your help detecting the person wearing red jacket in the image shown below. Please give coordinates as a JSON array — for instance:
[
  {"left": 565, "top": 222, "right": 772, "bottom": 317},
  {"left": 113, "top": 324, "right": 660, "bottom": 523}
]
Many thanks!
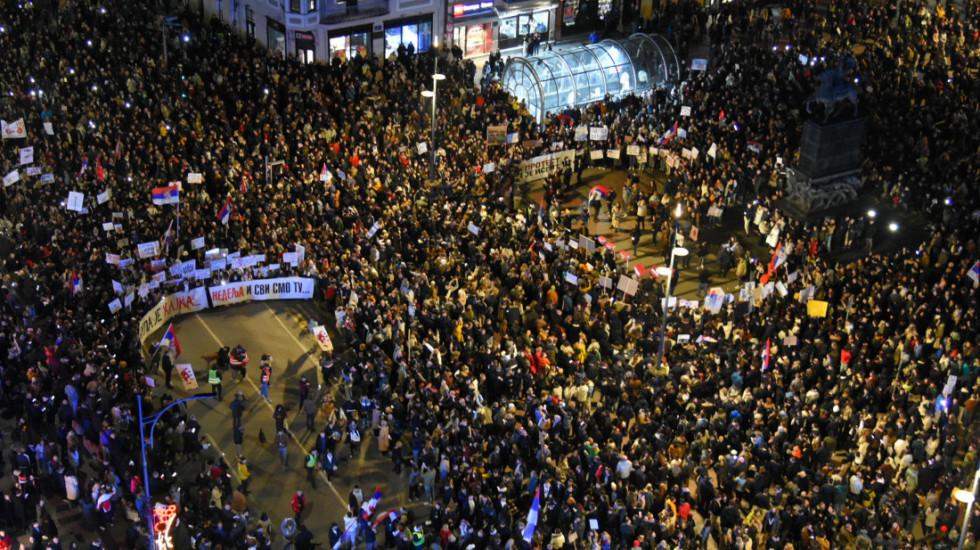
[{"left": 291, "top": 490, "right": 306, "bottom": 522}]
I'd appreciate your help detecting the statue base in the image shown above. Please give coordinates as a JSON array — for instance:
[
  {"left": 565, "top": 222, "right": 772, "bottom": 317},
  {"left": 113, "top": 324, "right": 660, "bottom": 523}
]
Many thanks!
[
  {"left": 798, "top": 117, "right": 865, "bottom": 178},
  {"left": 779, "top": 168, "right": 862, "bottom": 220}
]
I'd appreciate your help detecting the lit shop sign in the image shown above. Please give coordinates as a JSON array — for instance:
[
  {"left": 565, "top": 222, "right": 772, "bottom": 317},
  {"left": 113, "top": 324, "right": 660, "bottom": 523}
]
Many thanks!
[
  {"left": 295, "top": 31, "right": 315, "bottom": 42},
  {"left": 454, "top": 1, "right": 495, "bottom": 18},
  {"left": 153, "top": 504, "right": 179, "bottom": 550}
]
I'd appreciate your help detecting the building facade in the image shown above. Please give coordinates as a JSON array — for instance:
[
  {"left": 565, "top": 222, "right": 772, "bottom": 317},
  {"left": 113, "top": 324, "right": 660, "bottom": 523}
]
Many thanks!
[{"left": 208, "top": 0, "right": 440, "bottom": 64}]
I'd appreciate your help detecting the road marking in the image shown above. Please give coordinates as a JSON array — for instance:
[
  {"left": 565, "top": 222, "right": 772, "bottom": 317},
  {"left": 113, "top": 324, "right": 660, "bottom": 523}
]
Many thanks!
[{"left": 192, "top": 310, "right": 349, "bottom": 505}]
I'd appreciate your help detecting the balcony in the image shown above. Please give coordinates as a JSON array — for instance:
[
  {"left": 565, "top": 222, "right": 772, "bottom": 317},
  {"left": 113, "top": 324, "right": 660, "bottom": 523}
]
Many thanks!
[{"left": 320, "top": 0, "right": 389, "bottom": 24}]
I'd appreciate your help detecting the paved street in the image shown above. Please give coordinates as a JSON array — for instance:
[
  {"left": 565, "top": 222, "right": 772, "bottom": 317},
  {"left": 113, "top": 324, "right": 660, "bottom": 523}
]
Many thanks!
[{"left": 144, "top": 300, "right": 418, "bottom": 547}]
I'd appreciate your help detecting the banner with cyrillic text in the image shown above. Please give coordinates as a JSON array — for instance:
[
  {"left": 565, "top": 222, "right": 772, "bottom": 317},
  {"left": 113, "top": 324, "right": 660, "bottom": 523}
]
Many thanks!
[
  {"left": 208, "top": 277, "right": 315, "bottom": 308},
  {"left": 519, "top": 149, "right": 576, "bottom": 183},
  {"left": 138, "top": 287, "right": 210, "bottom": 343}
]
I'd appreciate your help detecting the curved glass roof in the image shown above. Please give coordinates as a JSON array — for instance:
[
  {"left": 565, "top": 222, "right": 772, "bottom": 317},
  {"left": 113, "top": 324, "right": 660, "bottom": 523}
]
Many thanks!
[{"left": 502, "top": 34, "right": 680, "bottom": 122}]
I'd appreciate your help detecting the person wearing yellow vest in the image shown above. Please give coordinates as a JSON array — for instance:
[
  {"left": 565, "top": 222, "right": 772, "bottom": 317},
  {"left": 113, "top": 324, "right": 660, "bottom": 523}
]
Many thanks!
[{"left": 209, "top": 366, "right": 223, "bottom": 401}]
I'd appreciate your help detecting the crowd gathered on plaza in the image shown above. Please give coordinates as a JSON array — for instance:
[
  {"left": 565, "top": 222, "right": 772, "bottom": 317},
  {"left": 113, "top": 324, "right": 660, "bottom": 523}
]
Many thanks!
[{"left": 1, "top": 0, "right": 980, "bottom": 548}]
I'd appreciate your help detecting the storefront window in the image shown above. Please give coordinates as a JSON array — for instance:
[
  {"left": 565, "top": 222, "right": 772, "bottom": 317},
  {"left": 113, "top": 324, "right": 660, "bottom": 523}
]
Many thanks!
[
  {"left": 453, "top": 23, "right": 492, "bottom": 57},
  {"left": 329, "top": 31, "right": 370, "bottom": 62},
  {"left": 267, "top": 18, "right": 286, "bottom": 57},
  {"left": 384, "top": 20, "right": 432, "bottom": 57},
  {"left": 500, "top": 16, "right": 518, "bottom": 40}
]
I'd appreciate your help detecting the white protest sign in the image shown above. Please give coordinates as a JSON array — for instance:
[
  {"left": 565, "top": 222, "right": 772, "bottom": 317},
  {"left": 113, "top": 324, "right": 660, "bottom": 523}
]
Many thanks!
[
  {"left": 44, "top": 122, "right": 54, "bottom": 135},
  {"left": 574, "top": 126, "right": 589, "bottom": 142},
  {"left": 186, "top": 173, "right": 203, "bottom": 183},
  {"left": 416, "top": 142, "right": 428, "bottom": 155},
  {"left": 107, "top": 299, "right": 123, "bottom": 314},
  {"left": 626, "top": 145, "right": 640, "bottom": 156},
  {"left": 3, "top": 170, "right": 19, "bottom": 187},
  {"left": 175, "top": 363, "right": 199, "bottom": 390},
  {"left": 589, "top": 127, "right": 609, "bottom": 141},
  {"left": 191, "top": 237, "right": 205, "bottom": 250},
  {"left": 137, "top": 241, "right": 159, "bottom": 259},
  {"left": 482, "top": 162, "right": 495, "bottom": 173},
  {"left": 590, "top": 150, "right": 604, "bottom": 160},
  {"left": 311, "top": 325, "right": 334, "bottom": 353},
  {"left": 26, "top": 166, "right": 41, "bottom": 176},
  {"left": 680, "top": 106, "right": 692, "bottom": 117},
  {"left": 67, "top": 191, "right": 85, "bottom": 212},
  {"left": 467, "top": 222, "right": 480, "bottom": 236},
  {"left": 606, "top": 149, "right": 621, "bottom": 159},
  {"left": 19, "top": 147, "right": 33, "bottom": 165},
  {"left": 97, "top": 190, "right": 110, "bottom": 204}
]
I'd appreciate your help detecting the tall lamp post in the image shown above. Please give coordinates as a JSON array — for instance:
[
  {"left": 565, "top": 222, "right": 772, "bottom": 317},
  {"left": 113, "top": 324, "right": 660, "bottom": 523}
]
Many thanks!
[
  {"left": 654, "top": 203, "right": 687, "bottom": 372},
  {"left": 139, "top": 392, "right": 215, "bottom": 550},
  {"left": 955, "top": 464, "right": 980, "bottom": 550},
  {"left": 420, "top": 69, "right": 446, "bottom": 183}
]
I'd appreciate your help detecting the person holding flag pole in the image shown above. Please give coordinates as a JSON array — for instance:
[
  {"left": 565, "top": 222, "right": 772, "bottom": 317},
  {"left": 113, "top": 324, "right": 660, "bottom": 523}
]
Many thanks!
[{"left": 522, "top": 487, "right": 541, "bottom": 543}]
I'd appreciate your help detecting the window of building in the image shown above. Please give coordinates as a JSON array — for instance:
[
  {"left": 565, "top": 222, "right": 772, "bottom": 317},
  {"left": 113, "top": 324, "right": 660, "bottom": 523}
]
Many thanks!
[
  {"left": 308, "top": 0, "right": 316, "bottom": 12},
  {"left": 246, "top": 5, "right": 255, "bottom": 38},
  {"left": 290, "top": 0, "right": 301, "bottom": 13}
]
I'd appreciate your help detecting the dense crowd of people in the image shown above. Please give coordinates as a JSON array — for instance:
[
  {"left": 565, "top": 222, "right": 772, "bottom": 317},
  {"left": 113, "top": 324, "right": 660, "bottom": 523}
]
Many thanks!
[{"left": 1, "top": 0, "right": 979, "bottom": 548}]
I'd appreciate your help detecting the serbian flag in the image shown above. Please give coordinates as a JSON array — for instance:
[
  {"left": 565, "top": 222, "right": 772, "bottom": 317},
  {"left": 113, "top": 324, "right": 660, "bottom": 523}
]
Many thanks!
[
  {"left": 162, "top": 219, "right": 174, "bottom": 254},
  {"left": 239, "top": 174, "right": 248, "bottom": 195},
  {"left": 361, "top": 486, "right": 383, "bottom": 519},
  {"left": 970, "top": 260, "right": 980, "bottom": 285},
  {"left": 160, "top": 323, "right": 182, "bottom": 357},
  {"left": 96, "top": 157, "right": 105, "bottom": 182},
  {"left": 747, "top": 142, "right": 762, "bottom": 154},
  {"left": 761, "top": 338, "right": 771, "bottom": 370},
  {"left": 320, "top": 163, "right": 332, "bottom": 182},
  {"left": 78, "top": 157, "right": 88, "bottom": 177},
  {"left": 151, "top": 183, "right": 180, "bottom": 205},
  {"left": 761, "top": 242, "right": 784, "bottom": 285},
  {"left": 659, "top": 123, "right": 678, "bottom": 145},
  {"left": 218, "top": 196, "right": 233, "bottom": 225},
  {"left": 522, "top": 488, "right": 540, "bottom": 542},
  {"left": 588, "top": 186, "right": 611, "bottom": 202},
  {"left": 70, "top": 272, "right": 83, "bottom": 295}
]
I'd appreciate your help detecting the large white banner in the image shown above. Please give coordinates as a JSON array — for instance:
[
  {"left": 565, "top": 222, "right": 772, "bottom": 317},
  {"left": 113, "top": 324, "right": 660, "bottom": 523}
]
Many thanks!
[
  {"left": 208, "top": 277, "right": 315, "bottom": 308},
  {"left": 138, "top": 287, "right": 209, "bottom": 343},
  {"left": 519, "top": 149, "right": 576, "bottom": 183}
]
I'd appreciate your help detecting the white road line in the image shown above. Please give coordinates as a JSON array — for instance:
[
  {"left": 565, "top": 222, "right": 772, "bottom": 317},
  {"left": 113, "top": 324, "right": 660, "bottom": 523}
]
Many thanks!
[
  {"left": 263, "top": 302, "right": 313, "bottom": 351},
  {"left": 191, "top": 310, "right": 348, "bottom": 505}
]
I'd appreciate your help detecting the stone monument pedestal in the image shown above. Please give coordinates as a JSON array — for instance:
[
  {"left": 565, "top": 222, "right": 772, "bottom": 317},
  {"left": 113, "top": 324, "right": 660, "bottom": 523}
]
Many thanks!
[{"left": 781, "top": 117, "right": 865, "bottom": 219}]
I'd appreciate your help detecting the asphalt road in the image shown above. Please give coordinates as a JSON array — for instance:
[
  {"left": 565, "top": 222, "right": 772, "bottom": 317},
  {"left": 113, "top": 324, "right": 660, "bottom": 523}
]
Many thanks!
[{"left": 146, "top": 300, "right": 415, "bottom": 549}]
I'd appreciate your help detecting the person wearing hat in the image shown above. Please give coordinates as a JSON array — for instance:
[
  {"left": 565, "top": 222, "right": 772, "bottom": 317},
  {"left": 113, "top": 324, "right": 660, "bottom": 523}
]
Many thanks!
[{"left": 260, "top": 355, "right": 273, "bottom": 402}]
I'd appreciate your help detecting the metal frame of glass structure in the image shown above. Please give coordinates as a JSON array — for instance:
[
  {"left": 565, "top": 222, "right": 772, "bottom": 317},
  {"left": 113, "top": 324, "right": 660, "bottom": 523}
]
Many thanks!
[{"left": 501, "top": 34, "right": 680, "bottom": 122}]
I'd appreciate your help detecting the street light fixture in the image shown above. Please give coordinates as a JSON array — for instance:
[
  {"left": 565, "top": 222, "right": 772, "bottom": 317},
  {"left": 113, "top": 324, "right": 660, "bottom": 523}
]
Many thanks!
[
  {"left": 421, "top": 71, "right": 446, "bottom": 183},
  {"left": 956, "top": 465, "right": 980, "bottom": 550},
  {"left": 139, "top": 392, "right": 215, "bottom": 550}
]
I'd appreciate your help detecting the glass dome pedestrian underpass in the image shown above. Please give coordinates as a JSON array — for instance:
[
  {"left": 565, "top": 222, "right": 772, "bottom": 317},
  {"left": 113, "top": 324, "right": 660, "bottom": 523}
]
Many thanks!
[{"left": 502, "top": 34, "right": 680, "bottom": 123}]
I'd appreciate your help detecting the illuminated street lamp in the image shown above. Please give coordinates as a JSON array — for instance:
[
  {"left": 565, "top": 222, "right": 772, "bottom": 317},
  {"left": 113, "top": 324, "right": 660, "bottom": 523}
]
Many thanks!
[
  {"left": 956, "top": 466, "right": 980, "bottom": 550},
  {"left": 654, "top": 203, "right": 687, "bottom": 372},
  {"left": 420, "top": 71, "right": 446, "bottom": 183}
]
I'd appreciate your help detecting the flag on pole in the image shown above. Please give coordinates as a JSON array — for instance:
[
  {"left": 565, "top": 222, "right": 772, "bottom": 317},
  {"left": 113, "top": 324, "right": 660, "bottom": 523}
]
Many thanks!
[
  {"left": 761, "top": 338, "right": 771, "bottom": 371},
  {"left": 151, "top": 183, "right": 181, "bottom": 205},
  {"left": 160, "top": 323, "right": 182, "bottom": 357},
  {"left": 522, "top": 488, "right": 540, "bottom": 542},
  {"left": 162, "top": 219, "right": 174, "bottom": 254},
  {"left": 78, "top": 157, "right": 88, "bottom": 178},
  {"left": 320, "top": 163, "right": 332, "bottom": 182},
  {"left": 968, "top": 260, "right": 980, "bottom": 285},
  {"left": 747, "top": 141, "right": 762, "bottom": 154},
  {"left": 96, "top": 157, "right": 105, "bottom": 182},
  {"left": 218, "top": 196, "right": 233, "bottom": 225},
  {"left": 70, "top": 272, "right": 83, "bottom": 295},
  {"left": 659, "top": 122, "right": 678, "bottom": 145}
]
